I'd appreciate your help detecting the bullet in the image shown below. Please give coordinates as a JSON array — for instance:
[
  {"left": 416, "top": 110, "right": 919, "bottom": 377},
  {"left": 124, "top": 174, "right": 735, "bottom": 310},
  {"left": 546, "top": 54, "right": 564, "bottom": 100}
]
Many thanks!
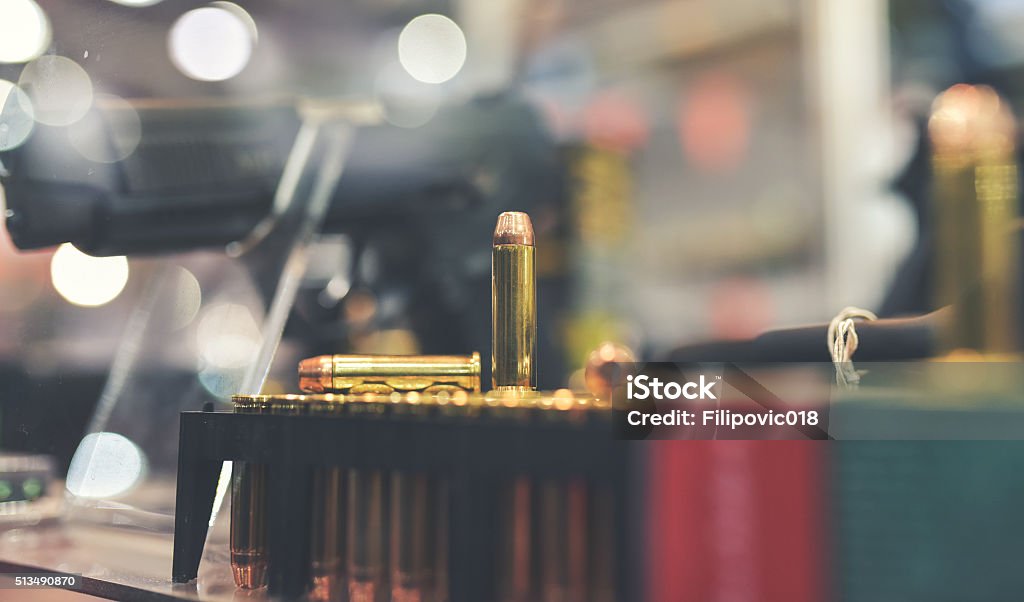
[
  {"left": 385, "top": 393, "right": 453, "bottom": 602},
  {"left": 537, "top": 391, "right": 590, "bottom": 602},
  {"left": 307, "top": 395, "right": 347, "bottom": 602},
  {"left": 588, "top": 485, "right": 617, "bottom": 602},
  {"left": 347, "top": 395, "right": 390, "bottom": 602},
  {"left": 929, "top": 84, "right": 1020, "bottom": 352},
  {"left": 565, "top": 480, "right": 588, "bottom": 602},
  {"left": 492, "top": 212, "right": 537, "bottom": 391},
  {"left": 539, "top": 477, "right": 569, "bottom": 602},
  {"left": 230, "top": 395, "right": 271, "bottom": 590},
  {"left": 299, "top": 354, "right": 482, "bottom": 395},
  {"left": 433, "top": 479, "right": 450, "bottom": 602},
  {"left": 388, "top": 395, "right": 424, "bottom": 602},
  {"left": 229, "top": 395, "right": 304, "bottom": 590},
  {"left": 389, "top": 471, "right": 437, "bottom": 602},
  {"left": 497, "top": 475, "right": 534, "bottom": 602},
  {"left": 230, "top": 394, "right": 345, "bottom": 594},
  {"left": 348, "top": 469, "right": 387, "bottom": 602},
  {"left": 487, "top": 392, "right": 537, "bottom": 602}
]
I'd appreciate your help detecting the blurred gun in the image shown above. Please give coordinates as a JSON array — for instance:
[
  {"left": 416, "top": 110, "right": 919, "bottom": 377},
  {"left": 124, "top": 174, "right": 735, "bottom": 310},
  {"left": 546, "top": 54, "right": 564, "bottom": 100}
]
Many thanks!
[
  {"left": 0, "top": 98, "right": 490, "bottom": 256},
  {"left": 0, "top": 95, "right": 566, "bottom": 381}
]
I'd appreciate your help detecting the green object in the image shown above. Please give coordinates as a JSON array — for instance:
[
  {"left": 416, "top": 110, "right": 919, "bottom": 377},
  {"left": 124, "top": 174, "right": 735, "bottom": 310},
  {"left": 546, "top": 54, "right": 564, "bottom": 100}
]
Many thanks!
[
  {"left": 0, "top": 480, "right": 11, "bottom": 501},
  {"left": 22, "top": 478, "right": 42, "bottom": 500}
]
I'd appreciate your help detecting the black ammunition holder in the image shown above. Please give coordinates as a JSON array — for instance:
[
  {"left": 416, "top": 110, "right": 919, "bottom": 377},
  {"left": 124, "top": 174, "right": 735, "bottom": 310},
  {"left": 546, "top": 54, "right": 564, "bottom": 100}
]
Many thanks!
[{"left": 172, "top": 408, "right": 638, "bottom": 600}]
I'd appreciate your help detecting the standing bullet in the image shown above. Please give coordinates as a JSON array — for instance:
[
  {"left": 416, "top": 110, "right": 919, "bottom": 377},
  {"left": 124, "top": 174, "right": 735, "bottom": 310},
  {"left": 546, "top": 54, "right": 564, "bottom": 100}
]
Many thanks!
[
  {"left": 308, "top": 395, "right": 347, "bottom": 601},
  {"left": 492, "top": 212, "right": 537, "bottom": 390},
  {"left": 347, "top": 395, "right": 389, "bottom": 602},
  {"left": 492, "top": 212, "right": 538, "bottom": 602},
  {"left": 230, "top": 395, "right": 271, "bottom": 590},
  {"left": 929, "top": 84, "right": 1020, "bottom": 352}
]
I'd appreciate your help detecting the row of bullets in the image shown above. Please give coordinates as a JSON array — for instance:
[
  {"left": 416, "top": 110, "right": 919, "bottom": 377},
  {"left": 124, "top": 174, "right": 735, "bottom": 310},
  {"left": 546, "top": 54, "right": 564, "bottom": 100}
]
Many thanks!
[
  {"left": 230, "top": 390, "right": 615, "bottom": 602},
  {"left": 229, "top": 212, "right": 619, "bottom": 601}
]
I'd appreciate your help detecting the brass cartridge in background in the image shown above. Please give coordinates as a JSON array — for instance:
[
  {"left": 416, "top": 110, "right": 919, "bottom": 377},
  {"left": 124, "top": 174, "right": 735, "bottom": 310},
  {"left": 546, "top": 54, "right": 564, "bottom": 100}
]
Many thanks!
[
  {"left": 299, "top": 353, "right": 482, "bottom": 395},
  {"left": 929, "top": 84, "right": 1020, "bottom": 353},
  {"left": 492, "top": 212, "right": 538, "bottom": 390},
  {"left": 230, "top": 395, "right": 271, "bottom": 590}
]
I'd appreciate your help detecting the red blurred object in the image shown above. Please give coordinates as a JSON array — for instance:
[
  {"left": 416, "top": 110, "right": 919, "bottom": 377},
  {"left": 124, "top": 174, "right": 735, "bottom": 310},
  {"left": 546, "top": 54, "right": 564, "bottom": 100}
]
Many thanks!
[
  {"left": 647, "top": 441, "right": 827, "bottom": 602},
  {"left": 679, "top": 73, "right": 751, "bottom": 173},
  {"left": 583, "top": 90, "right": 650, "bottom": 152}
]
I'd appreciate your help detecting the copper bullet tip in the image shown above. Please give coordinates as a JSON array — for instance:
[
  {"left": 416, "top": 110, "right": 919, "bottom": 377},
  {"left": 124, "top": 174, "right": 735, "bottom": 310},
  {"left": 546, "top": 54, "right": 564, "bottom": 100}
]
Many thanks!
[
  {"left": 298, "top": 355, "right": 334, "bottom": 393},
  {"left": 493, "top": 212, "right": 535, "bottom": 246}
]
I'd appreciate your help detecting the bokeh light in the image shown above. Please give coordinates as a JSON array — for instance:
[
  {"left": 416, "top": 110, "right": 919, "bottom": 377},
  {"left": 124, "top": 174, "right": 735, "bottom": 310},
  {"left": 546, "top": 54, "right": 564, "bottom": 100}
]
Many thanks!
[
  {"left": 196, "top": 302, "right": 262, "bottom": 369},
  {"left": 17, "top": 55, "right": 94, "bottom": 126},
  {"left": 0, "top": 79, "right": 36, "bottom": 151},
  {"left": 107, "top": 0, "right": 163, "bottom": 6},
  {"left": 169, "top": 267, "right": 202, "bottom": 330},
  {"left": 374, "top": 61, "right": 441, "bottom": 128},
  {"left": 0, "top": 0, "right": 50, "bottom": 64},
  {"left": 66, "top": 432, "right": 147, "bottom": 499},
  {"left": 168, "top": 4, "right": 256, "bottom": 82},
  {"left": 50, "top": 243, "right": 130, "bottom": 307},
  {"left": 397, "top": 14, "right": 467, "bottom": 84},
  {"left": 197, "top": 365, "right": 246, "bottom": 399},
  {"left": 67, "top": 93, "right": 142, "bottom": 163}
]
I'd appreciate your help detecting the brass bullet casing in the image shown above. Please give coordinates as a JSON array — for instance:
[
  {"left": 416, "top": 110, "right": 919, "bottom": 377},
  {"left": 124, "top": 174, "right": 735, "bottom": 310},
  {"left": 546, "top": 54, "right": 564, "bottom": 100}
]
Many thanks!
[
  {"left": 298, "top": 353, "right": 483, "bottom": 395},
  {"left": 485, "top": 390, "right": 538, "bottom": 602},
  {"left": 537, "top": 390, "right": 593, "bottom": 602},
  {"left": 230, "top": 395, "right": 271, "bottom": 590},
  {"left": 388, "top": 395, "right": 451, "bottom": 602},
  {"left": 929, "top": 84, "right": 1020, "bottom": 353},
  {"left": 489, "top": 391, "right": 606, "bottom": 602},
  {"left": 307, "top": 395, "right": 347, "bottom": 602},
  {"left": 485, "top": 392, "right": 528, "bottom": 602},
  {"left": 348, "top": 469, "right": 387, "bottom": 602},
  {"left": 588, "top": 486, "right": 617, "bottom": 602},
  {"left": 347, "top": 394, "right": 390, "bottom": 602},
  {"left": 492, "top": 212, "right": 538, "bottom": 391},
  {"left": 230, "top": 394, "right": 347, "bottom": 595},
  {"left": 497, "top": 476, "right": 534, "bottom": 602}
]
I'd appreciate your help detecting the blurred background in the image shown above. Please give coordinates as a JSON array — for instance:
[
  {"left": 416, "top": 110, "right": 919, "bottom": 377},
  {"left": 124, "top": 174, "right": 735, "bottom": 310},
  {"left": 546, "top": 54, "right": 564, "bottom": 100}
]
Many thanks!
[
  {"left": 0, "top": 0, "right": 909, "bottom": 466},
  {"left": 0, "top": 0, "right": 1023, "bottom": 600}
]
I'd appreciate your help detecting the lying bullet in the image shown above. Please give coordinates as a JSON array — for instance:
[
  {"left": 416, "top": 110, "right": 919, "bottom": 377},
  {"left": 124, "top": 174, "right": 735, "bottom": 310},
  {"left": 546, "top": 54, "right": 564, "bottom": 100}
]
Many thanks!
[{"left": 299, "top": 354, "right": 482, "bottom": 394}]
